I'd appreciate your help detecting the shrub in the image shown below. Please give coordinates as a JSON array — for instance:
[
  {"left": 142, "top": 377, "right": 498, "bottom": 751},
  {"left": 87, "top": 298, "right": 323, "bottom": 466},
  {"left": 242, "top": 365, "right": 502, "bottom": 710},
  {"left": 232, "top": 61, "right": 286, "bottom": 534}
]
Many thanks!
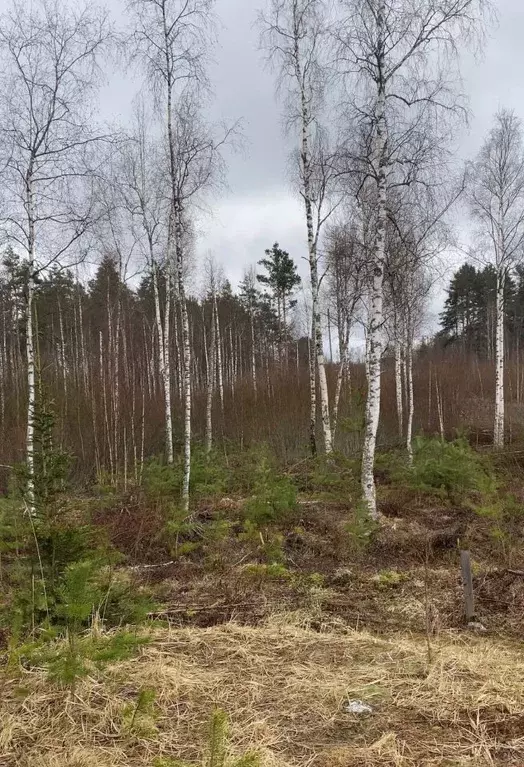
[
  {"left": 11, "top": 629, "right": 148, "bottom": 689},
  {"left": 142, "top": 448, "right": 228, "bottom": 506},
  {"left": 243, "top": 450, "right": 297, "bottom": 527},
  {"left": 345, "top": 500, "right": 380, "bottom": 553},
  {"left": 300, "top": 453, "right": 359, "bottom": 498},
  {"left": 399, "top": 437, "right": 495, "bottom": 503}
]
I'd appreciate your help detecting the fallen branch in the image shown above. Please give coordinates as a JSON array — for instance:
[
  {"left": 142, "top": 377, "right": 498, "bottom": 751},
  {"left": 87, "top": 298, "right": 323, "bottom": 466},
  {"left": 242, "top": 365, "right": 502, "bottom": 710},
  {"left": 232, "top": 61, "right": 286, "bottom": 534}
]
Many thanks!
[{"left": 129, "top": 560, "right": 176, "bottom": 571}]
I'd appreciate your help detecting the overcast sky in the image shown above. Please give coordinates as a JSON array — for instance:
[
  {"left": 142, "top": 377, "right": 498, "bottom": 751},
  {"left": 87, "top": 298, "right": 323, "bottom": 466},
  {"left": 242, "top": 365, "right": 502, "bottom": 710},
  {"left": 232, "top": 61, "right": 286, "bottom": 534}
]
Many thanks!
[
  {"left": 195, "top": 0, "right": 524, "bottom": 280},
  {"left": 5, "top": 0, "right": 524, "bottom": 327},
  {"left": 93, "top": 0, "right": 524, "bottom": 336}
]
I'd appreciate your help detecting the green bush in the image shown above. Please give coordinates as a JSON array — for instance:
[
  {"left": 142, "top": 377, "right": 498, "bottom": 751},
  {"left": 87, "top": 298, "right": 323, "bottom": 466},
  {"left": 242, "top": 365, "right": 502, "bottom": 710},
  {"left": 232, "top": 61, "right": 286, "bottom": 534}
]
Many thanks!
[
  {"left": 142, "top": 448, "right": 228, "bottom": 506},
  {"left": 398, "top": 437, "right": 495, "bottom": 503},
  {"left": 243, "top": 451, "right": 297, "bottom": 527},
  {"left": 299, "top": 453, "right": 359, "bottom": 498},
  {"left": 11, "top": 629, "right": 148, "bottom": 689}
]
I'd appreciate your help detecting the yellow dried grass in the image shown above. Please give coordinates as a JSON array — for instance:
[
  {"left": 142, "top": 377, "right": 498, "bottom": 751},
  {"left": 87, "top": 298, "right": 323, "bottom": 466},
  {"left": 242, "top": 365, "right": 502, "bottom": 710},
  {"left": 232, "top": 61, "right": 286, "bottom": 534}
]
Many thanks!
[{"left": 1, "top": 618, "right": 524, "bottom": 767}]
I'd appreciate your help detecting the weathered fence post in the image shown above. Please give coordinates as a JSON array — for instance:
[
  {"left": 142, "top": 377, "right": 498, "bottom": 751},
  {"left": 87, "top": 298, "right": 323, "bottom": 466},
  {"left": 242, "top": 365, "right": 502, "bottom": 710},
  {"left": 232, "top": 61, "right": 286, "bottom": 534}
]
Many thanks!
[{"left": 460, "top": 550, "right": 475, "bottom": 622}]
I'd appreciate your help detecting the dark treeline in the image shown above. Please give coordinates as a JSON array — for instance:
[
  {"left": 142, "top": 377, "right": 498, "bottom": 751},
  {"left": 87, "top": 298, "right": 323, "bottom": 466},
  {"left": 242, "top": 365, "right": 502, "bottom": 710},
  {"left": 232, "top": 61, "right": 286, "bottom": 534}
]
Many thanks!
[
  {"left": 6, "top": 241, "right": 524, "bottom": 494},
  {"left": 0, "top": 247, "right": 317, "bottom": 484},
  {"left": 439, "top": 263, "right": 524, "bottom": 359}
]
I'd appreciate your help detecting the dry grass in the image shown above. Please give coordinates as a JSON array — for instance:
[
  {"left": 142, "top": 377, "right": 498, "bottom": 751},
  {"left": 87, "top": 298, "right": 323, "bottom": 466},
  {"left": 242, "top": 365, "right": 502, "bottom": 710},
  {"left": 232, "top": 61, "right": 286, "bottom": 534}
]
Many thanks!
[{"left": 2, "top": 617, "right": 524, "bottom": 767}]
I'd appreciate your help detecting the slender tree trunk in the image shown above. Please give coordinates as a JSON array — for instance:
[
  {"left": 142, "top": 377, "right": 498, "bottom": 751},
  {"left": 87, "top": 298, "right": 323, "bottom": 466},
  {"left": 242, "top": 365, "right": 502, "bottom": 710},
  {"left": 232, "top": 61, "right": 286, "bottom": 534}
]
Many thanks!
[
  {"left": 139, "top": 364, "right": 146, "bottom": 484},
  {"left": 131, "top": 368, "right": 138, "bottom": 483},
  {"left": 205, "top": 301, "right": 216, "bottom": 456},
  {"left": 250, "top": 311, "right": 257, "bottom": 399},
  {"left": 58, "top": 299, "right": 67, "bottom": 407},
  {"left": 26, "top": 274, "right": 36, "bottom": 513},
  {"left": 361, "top": 13, "right": 387, "bottom": 519},
  {"left": 327, "top": 309, "right": 333, "bottom": 363},
  {"left": 162, "top": 263, "right": 174, "bottom": 463},
  {"left": 113, "top": 289, "right": 121, "bottom": 478},
  {"left": 435, "top": 375, "right": 445, "bottom": 441},
  {"left": 25, "top": 169, "right": 36, "bottom": 514},
  {"left": 494, "top": 268, "right": 505, "bottom": 448},
  {"left": 214, "top": 297, "right": 224, "bottom": 416},
  {"left": 297, "top": 47, "right": 332, "bottom": 454},
  {"left": 100, "top": 330, "right": 114, "bottom": 481},
  {"left": 308, "top": 329, "right": 317, "bottom": 456},
  {"left": 406, "top": 321, "right": 414, "bottom": 464},
  {"left": 174, "top": 205, "right": 191, "bottom": 513},
  {"left": 332, "top": 321, "right": 350, "bottom": 443},
  {"left": 395, "top": 336, "right": 403, "bottom": 439}
]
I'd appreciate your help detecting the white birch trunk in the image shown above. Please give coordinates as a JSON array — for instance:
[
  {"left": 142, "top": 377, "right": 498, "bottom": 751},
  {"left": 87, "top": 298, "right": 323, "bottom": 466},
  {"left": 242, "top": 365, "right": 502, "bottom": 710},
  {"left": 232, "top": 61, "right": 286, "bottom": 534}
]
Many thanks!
[
  {"left": 394, "top": 337, "right": 403, "bottom": 439},
  {"left": 26, "top": 274, "right": 36, "bottom": 513},
  {"left": 296, "top": 33, "right": 332, "bottom": 454},
  {"left": 308, "top": 330, "right": 317, "bottom": 456},
  {"left": 113, "top": 289, "right": 121, "bottom": 477},
  {"left": 361, "top": 14, "right": 387, "bottom": 519},
  {"left": 58, "top": 299, "right": 68, "bottom": 404},
  {"left": 205, "top": 300, "right": 216, "bottom": 456},
  {"left": 250, "top": 310, "right": 257, "bottom": 399},
  {"left": 152, "top": 259, "right": 173, "bottom": 463},
  {"left": 364, "top": 321, "right": 371, "bottom": 384},
  {"left": 162, "top": 262, "right": 174, "bottom": 464},
  {"left": 139, "top": 364, "right": 146, "bottom": 484},
  {"left": 332, "top": 321, "right": 350, "bottom": 443},
  {"left": 162, "top": 5, "right": 191, "bottom": 510},
  {"left": 494, "top": 268, "right": 505, "bottom": 448},
  {"left": 214, "top": 296, "right": 224, "bottom": 415},
  {"left": 406, "top": 326, "right": 414, "bottom": 464},
  {"left": 101, "top": 329, "right": 114, "bottom": 480},
  {"left": 174, "top": 205, "right": 191, "bottom": 513},
  {"left": 25, "top": 169, "right": 36, "bottom": 514}
]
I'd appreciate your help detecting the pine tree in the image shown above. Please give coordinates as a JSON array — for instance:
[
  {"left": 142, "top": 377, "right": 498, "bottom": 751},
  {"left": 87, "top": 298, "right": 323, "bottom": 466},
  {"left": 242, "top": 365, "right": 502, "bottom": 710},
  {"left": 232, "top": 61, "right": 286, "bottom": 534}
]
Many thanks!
[{"left": 257, "top": 243, "right": 301, "bottom": 355}]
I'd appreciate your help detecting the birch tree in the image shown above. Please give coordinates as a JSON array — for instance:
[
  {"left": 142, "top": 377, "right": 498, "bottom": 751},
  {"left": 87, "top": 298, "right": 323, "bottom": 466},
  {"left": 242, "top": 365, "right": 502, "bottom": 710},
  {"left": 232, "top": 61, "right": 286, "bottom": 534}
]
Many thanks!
[
  {"left": 385, "top": 223, "right": 431, "bottom": 460},
  {"left": 385, "top": 183, "right": 452, "bottom": 458},
  {"left": 130, "top": 0, "right": 233, "bottom": 512},
  {"left": 239, "top": 266, "right": 260, "bottom": 399},
  {"left": 468, "top": 110, "right": 524, "bottom": 448},
  {"left": 260, "top": 0, "right": 340, "bottom": 454},
  {"left": 120, "top": 104, "right": 174, "bottom": 464},
  {"left": 337, "top": 0, "right": 490, "bottom": 519},
  {"left": 0, "top": 0, "right": 110, "bottom": 512},
  {"left": 325, "top": 218, "right": 368, "bottom": 442}
]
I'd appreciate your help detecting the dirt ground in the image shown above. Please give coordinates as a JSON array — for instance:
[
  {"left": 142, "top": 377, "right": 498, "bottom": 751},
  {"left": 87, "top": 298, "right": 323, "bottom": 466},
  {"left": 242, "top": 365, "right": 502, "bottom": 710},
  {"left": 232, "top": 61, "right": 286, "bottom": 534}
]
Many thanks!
[{"left": 3, "top": 492, "right": 524, "bottom": 767}]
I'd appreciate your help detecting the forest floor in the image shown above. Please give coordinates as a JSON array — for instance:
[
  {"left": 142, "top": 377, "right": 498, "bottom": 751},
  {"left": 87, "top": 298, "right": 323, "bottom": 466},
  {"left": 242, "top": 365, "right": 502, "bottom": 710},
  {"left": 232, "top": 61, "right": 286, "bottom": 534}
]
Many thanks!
[{"left": 3, "top": 446, "right": 524, "bottom": 766}]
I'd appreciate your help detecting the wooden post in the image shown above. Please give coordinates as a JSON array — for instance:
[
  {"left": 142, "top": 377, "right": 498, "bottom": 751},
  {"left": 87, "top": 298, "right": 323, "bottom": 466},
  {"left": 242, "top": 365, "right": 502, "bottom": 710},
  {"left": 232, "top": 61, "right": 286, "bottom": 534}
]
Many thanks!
[{"left": 460, "top": 550, "right": 475, "bottom": 622}]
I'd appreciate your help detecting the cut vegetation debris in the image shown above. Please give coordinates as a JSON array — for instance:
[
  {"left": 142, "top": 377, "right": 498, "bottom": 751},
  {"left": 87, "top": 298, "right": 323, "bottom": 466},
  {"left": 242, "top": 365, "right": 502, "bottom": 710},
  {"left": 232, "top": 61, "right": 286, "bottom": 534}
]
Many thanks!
[{"left": 2, "top": 620, "right": 524, "bottom": 767}]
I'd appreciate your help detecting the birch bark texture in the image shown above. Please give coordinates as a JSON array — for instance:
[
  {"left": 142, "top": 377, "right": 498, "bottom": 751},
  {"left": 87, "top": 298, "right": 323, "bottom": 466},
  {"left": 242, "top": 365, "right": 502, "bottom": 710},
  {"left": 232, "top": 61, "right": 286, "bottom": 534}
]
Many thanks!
[
  {"left": 468, "top": 110, "right": 524, "bottom": 449},
  {"left": 337, "top": 0, "right": 490, "bottom": 518}
]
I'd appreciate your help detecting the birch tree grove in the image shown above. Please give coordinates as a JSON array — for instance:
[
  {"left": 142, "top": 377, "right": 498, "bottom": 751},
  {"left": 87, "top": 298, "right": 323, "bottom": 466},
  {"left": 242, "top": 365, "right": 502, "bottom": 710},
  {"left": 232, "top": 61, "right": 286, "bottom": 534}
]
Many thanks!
[
  {"left": 130, "top": 0, "right": 211, "bottom": 513},
  {"left": 337, "top": 0, "right": 490, "bottom": 519},
  {"left": 0, "top": 0, "right": 110, "bottom": 512},
  {"left": 120, "top": 105, "right": 174, "bottom": 464},
  {"left": 0, "top": 0, "right": 512, "bottom": 528},
  {"left": 261, "top": 0, "right": 339, "bottom": 455},
  {"left": 468, "top": 110, "right": 524, "bottom": 449}
]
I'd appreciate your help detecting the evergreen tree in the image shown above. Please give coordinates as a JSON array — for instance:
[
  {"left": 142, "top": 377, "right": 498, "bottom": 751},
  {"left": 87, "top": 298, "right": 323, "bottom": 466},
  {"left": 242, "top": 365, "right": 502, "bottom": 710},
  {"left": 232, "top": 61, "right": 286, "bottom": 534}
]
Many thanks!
[
  {"left": 440, "top": 262, "right": 517, "bottom": 357},
  {"left": 257, "top": 243, "right": 301, "bottom": 346}
]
